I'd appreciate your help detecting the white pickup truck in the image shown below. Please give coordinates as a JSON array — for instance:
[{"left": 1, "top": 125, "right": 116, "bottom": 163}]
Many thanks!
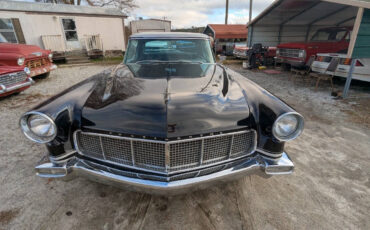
[{"left": 311, "top": 53, "right": 370, "bottom": 82}]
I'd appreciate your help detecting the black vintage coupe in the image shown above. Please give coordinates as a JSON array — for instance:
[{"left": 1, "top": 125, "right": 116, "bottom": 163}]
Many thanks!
[{"left": 20, "top": 33, "right": 304, "bottom": 194}]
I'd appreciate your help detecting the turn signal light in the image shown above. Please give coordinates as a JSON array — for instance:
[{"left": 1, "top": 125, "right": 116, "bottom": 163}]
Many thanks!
[{"left": 342, "top": 58, "right": 364, "bottom": 66}]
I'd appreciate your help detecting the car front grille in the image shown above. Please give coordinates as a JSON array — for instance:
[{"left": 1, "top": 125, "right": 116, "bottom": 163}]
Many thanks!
[
  {"left": 278, "top": 48, "right": 300, "bottom": 58},
  {"left": 26, "top": 58, "right": 49, "bottom": 70},
  {"left": 75, "top": 130, "right": 256, "bottom": 175},
  {"left": 0, "top": 71, "right": 27, "bottom": 87}
]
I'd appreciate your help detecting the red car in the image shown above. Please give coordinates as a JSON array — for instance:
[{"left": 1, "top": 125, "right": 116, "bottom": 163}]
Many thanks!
[
  {"left": 0, "top": 66, "right": 33, "bottom": 97},
  {"left": 276, "top": 27, "right": 351, "bottom": 68},
  {"left": 0, "top": 41, "right": 57, "bottom": 78},
  {"left": 233, "top": 44, "right": 277, "bottom": 60}
]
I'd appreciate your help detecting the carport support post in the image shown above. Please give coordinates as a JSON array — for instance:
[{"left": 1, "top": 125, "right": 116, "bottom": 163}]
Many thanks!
[{"left": 342, "top": 59, "right": 356, "bottom": 98}]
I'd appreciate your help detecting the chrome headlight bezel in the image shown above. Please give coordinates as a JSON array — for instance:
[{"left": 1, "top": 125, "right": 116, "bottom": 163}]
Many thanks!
[
  {"left": 19, "top": 111, "right": 57, "bottom": 144},
  {"left": 17, "top": 57, "right": 25, "bottom": 66},
  {"left": 272, "top": 112, "right": 304, "bottom": 142}
]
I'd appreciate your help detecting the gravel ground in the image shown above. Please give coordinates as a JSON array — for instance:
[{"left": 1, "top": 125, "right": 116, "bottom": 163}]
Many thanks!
[{"left": 0, "top": 64, "right": 369, "bottom": 230}]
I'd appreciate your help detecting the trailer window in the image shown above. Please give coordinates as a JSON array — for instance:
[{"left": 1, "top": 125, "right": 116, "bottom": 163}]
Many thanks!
[{"left": 0, "top": 18, "right": 17, "bottom": 43}]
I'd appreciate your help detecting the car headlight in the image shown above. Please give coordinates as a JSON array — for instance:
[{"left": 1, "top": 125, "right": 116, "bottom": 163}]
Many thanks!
[
  {"left": 272, "top": 112, "right": 304, "bottom": 141},
  {"left": 298, "top": 50, "right": 306, "bottom": 59},
  {"left": 20, "top": 112, "right": 57, "bottom": 143},
  {"left": 17, "top": 57, "right": 25, "bottom": 66},
  {"left": 48, "top": 53, "right": 53, "bottom": 61}
]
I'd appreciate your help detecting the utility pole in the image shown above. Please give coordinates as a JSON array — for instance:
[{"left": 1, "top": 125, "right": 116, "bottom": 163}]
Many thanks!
[
  {"left": 225, "top": 0, "right": 229, "bottom": 24},
  {"left": 249, "top": 0, "right": 253, "bottom": 24}
]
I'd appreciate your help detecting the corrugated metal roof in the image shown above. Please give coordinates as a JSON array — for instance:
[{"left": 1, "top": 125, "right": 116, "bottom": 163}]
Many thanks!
[
  {"left": 206, "top": 24, "right": 247, "bottom": 39},
  {"left": 248, "top": 0, "right": 370, "bottom": 27},
  {"left": 0, "top": 0, "right": 126, "bottom": 17}
]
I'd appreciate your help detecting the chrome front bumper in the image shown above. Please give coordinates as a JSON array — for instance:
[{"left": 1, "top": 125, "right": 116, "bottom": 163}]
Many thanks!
[
  {"left": 35, "top": 152, "right": 294, "bottom": 195},
  {"left": 0, "top": 78, "right": 34, "bottom": 94},
  {"left": 276, "top": 57, "right": 305, "bottom": 67}
]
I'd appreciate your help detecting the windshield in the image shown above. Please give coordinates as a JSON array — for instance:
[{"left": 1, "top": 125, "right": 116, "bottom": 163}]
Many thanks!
[
  {"left": 310, "top": 29, "right": 348, "bottom": 41},
  {"left": 124, "top": 39, "right": 215, "bottom": 64}
]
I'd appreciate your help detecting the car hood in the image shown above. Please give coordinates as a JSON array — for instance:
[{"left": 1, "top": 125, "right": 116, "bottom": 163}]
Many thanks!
[
  {"left": 0, "top": 43, "right": 49, "bottom": 57},
  {"left": 80, "top": 63, "right": 250, "bottom": 138},
  {"left": 277, "top": 42, "right": 308, "bottom": 49},
  {"left": 0, "top": 66, "right": 24, "bottom": 75}
]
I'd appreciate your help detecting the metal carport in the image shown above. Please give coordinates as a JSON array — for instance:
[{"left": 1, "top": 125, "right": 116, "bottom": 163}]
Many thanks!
[{"left": 247, "top": 0, "right": 370, "bottom": 97}]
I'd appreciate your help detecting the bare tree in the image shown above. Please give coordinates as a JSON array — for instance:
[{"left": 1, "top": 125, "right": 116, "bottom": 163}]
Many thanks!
[
  {"left": 86, "top": 0, "right": 137, "bottom": 14},
  {"left": 34, "top": 0, "right": 137, "bottom": 13},
  {"left": 34, "top": 0, "right": 65, "bottom": 3}
]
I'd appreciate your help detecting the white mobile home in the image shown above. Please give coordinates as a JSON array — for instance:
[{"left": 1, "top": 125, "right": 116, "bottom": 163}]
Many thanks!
[
  {"left": 130, "top": 19, "right": 171, "bottom": 34},
  {"left": 0, "top": 1, "right": 127, "bottom": 58}
]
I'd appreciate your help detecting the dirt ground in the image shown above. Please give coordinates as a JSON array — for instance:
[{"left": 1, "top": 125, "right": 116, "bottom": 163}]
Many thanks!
[{"left": 0, "top": 63, "right": 369, "bottom": 230}]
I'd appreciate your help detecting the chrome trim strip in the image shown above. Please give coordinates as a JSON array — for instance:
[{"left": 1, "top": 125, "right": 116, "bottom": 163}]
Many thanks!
[
  {"left": 99, "top": 136, "right": 107, "bottom": 160},
  {"left": 256, "top": 148, "right": 283, "bottom": 158},
  {"left": 130, "top": 140, "right": 135, "bottom": 166},
  {"left": 199, "top": 139, "right": 204, "bottom": 165},
  {"left": 165, "top": 143, "right": 170, "bottom": 171},
  {"left": 49, "top": 151, "right": 77, "bottom": 161},
  {"left": 76, "top": 130, "right": 251, "bottom": 144},
  {"left": 73, "top": 130, "right": 257, "bottom": 176},
  {"left": 228, "top": 135, "right": 234, "bottom": 158}
]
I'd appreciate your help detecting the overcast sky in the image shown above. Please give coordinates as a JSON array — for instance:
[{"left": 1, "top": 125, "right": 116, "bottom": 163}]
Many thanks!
[
  {"left": 130, "top": 0, "right": 274, "bottom": 28},
  {"left": 14, "top": 0, "right": 274, "bottom": 28}
]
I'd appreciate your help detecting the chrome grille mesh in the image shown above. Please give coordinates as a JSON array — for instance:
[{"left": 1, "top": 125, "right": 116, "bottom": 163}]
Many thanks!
[
  {"left": 133, "top": 141, "right": 165, "bottom": 170},
  {"left": 77, "top": 133, "right": 102, "bottom": 159},
  {"left": 231, "top": 132, "right": 254, "bottom": 157},
  {"left": 203, "top": 135, "right": 232, "bottom": 163},
  {"left": 170, "top": 140, "right": 201, "bottom": 169},
  {"left": 279, "top": 48, "right": 300, "bottom": 58},
  {"left": 75, "top": 130, "right": 256, "bottom": 175},
  {"left": 101, "top": 137, "right": 132, "bottom": 165},
  {"left": 0, "top": 71, "right": 27, "bottom": 87}
]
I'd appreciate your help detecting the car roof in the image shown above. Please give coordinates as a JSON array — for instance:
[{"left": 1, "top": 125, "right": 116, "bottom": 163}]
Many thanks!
[{"left": 130, "top": 32, "right": 209, "bottom": 39}]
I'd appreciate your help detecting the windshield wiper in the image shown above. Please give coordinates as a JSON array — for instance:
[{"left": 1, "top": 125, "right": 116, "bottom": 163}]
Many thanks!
[
  {"left": 134, "top": 60, "right": 207, "bottom": 64},
  {"left": 135, "top": 60, "right": 169, "bottom": 64},
  {"left": 171, "top": 60, "right": 205, "bottom": 64}
]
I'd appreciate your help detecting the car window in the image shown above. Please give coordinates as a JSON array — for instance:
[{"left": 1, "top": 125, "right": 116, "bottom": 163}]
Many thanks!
[
  {"left": 345, "top": 31, "right": 351, "bottom": 41},
  {"left": 234, "top": 38, "right": 246, "bottom": 42},
  {"left": 125, "top": 39, "right": 138, "bottom": 63},
  {"left": 335, "top": 30, "right": 347, "bottom": 41},
  {"left": 311, "top": 29, "right": 348, "bottom": 41},
  {"left": 125, "top": 39, "right": 215, "bottom": 64}
]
